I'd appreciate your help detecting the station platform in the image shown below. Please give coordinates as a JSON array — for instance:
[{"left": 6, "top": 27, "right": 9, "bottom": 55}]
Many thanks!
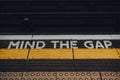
[
  {"left": 0, "top": 35, "right": 120, "bottom": 73},
  {"left": 0, "top": 0, "right": 120, "bottom": 79}
]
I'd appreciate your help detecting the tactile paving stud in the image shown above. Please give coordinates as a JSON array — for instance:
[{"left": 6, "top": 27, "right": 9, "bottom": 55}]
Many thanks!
[
  {"left": 87, "top": 72, "right": 101, "bottom": 80},
  {"left": 101, "top": 72, "right": 120, "bottom": 80},
  {"left": 23, "top": 72, "right": 57, "bottom": 80},
  {"left": 57, "top": 72, "right": 91, "bottom": 80},
  {"left": 0, "top": 72, "right": 24, "bottom": 80}
]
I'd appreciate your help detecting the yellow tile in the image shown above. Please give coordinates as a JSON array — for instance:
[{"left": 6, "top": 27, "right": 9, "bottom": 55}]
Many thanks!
[
  {"left": 29, "top": 49, "right": 72, "bottom": 59},
  {"left": 0, "top": 49, "right": 28, "bottom": 59},
  {"left": 0, "top": 48, "right": 119, "bottom": 60},
  {"left": 116, "top": 49, "right": 120, "bottom": 57},
  {"left": 74, "top": 49, "right": 119, "bottom": 59}
]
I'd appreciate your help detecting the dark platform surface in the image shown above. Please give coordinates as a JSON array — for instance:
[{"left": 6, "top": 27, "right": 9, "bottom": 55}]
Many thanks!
[
  {"left": 0, "top": 0, "right": 120, "bottom": 72},
  {"left": 0, "top": 59, "right": 120, "bottom": 72}
]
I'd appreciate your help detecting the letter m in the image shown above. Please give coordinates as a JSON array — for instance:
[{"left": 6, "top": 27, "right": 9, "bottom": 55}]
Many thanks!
[{"left": 8, "top": 41, "right": 20, "bottom": 49}]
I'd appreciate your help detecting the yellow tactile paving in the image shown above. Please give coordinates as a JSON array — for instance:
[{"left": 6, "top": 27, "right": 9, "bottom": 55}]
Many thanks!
[
  {"left": 29, "top": 49, "right": 72, "bottom": 59},
  {"left": 0, "top": 49, "right": 28, "bottom": 59},
  {"left": 74, "top": 49, "right": 120, "bottom": 59}
]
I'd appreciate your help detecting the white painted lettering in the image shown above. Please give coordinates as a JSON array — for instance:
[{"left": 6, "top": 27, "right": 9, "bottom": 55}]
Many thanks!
[
  {"left": 96, "top": 41, "right": 104, "bottom": 48},
  {"left": 84, "top": 41, "right": 94, "bottom": 49},
  {"left": 20, "top": 41, "right": 24, "bottom": 49},
  {"left": 24, "top": 41, "right": 35, "bottom": 49},
  {"left": 104, "top": 40, "right": 112, "bottom": 48},
  {"left": 36, "top": 41, "right": 45, "bottom": 49},
  {"left": 70, "top": 41, "right": 78, "bottom": 48},
  {"left": 8, "top": 41, "right": 20, "bottom": 49},
  {"left": 60, "top": 41, "right": 69, "bottom": 49},
  {"left": 51, "top": 41, "right": 59, "bottom": 48}
]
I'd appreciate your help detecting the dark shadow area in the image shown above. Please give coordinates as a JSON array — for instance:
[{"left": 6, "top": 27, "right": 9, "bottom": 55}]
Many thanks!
[{"left": 0, "top": 0, "right": 120, "bottom": 34}]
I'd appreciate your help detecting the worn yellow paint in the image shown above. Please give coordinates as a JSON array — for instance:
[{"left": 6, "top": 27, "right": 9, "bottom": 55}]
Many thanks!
[
  {"left": 0, "top": 49, "right": 28, "bottom": 59},
  {"left": 29, "top": 49, "right": 72, "bottom": 59},
  {"left": 74, "top": 49, "right": 120, "bottom": 59}
]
